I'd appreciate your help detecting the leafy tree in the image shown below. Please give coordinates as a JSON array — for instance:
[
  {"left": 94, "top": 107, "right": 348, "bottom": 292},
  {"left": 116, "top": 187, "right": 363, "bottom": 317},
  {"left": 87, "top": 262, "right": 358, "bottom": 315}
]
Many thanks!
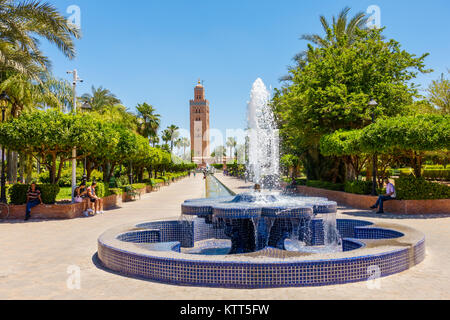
[
  {"left": 320, "top": 115, "right": 450, "bottom": 178},
  {"left": 0, "top": 110, "right": 98, "bottom": 183},
  {"left": 273, "top": 24, "right": 430, "bottom": 182},
  {"left": 428, "top": 72, "right": 450, "bottom": 114}
]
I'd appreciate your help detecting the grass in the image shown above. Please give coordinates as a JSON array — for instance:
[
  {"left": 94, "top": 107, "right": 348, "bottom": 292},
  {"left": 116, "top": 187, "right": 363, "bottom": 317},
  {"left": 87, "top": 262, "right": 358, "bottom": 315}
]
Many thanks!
[{"left": 56, "top": 187, "right": 73, "bottom": 201}]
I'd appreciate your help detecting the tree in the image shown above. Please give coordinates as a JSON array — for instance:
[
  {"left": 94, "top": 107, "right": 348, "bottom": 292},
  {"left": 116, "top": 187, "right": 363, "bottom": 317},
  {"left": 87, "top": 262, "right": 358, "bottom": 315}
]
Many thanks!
[
  {"left": 136, "top": 102, "right": 161, "bottom": 144},
  {"left": 320, "top": 115, "right": 450, "bottom": 178},
  {"left": 428, "top": 72, "right": 450, "bottom": 114},
  {"left": 80, "top": 86, "right": 121, "bottom": 113},
  {"left": 273, "top": 24, "right": 430, "bottom": 182},
  {"left": 0, "top": 0, "right": 80, "bottom": 78},
  {"left": 282, "top": 7, "right": 368, "bottom": 82},
  {"left": 0, "top": 110, "right": 100, "bottom": 184},
  {"left": 226, "top": 137, "right": 237, "bottom": 160},
  {"left": 162, "top": 125, "right": 180, "bottom": 153},
  {"left": 177, "top": 137, "right": 190, "bottom": 160}
]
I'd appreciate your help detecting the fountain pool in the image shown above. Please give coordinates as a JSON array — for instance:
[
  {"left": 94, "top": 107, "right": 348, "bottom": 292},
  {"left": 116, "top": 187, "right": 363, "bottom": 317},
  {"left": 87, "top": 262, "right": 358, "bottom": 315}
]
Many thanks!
[{"left": 97, "top": 79, "right": 425, "bottom": 288}]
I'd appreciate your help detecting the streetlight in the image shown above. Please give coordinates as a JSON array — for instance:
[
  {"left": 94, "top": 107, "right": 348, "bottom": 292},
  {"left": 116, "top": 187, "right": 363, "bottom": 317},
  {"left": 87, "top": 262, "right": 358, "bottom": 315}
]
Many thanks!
[
  {"left": 67, "top": 69, "right": 83, "bottom": 203},
  {"left": 0, "top": 91, "right": 10, "bottom": 203},
  {"left": 368, "top": 99, "right": 378, "bottom": 196},
  {"left": 80, "top": 102, "right": 91, "bottom": 180}
]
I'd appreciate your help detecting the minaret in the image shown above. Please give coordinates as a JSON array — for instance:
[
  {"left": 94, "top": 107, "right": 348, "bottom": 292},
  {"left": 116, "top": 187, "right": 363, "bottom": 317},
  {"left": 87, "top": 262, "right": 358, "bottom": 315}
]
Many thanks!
[{"left": 190, "top": 79, "right": 210, "bottom": 165}]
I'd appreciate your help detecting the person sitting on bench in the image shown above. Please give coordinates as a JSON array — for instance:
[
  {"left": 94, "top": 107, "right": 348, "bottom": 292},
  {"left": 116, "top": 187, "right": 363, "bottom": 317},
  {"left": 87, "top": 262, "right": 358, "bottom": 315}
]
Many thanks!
[
  {"left": 25, "top": 182, "right": 43, "bottom": 221},
  {"left": 370, "top": 178, "right": 396, "bottom": 214}
]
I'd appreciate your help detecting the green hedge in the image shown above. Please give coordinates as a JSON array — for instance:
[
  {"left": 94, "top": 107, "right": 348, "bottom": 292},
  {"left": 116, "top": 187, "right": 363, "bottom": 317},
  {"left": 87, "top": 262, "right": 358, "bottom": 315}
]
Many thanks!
[
  {"left": 422, "top": 169, "right": 450, "bottom": 181},
  {"left": 345, "top": 180, "right": 373, "bottom": 195},
  {"left": 395, "top": 175, "right": 450, "bottom": 200},
  {"left": 39, "top": 168, "right": 104, "bottom": 187},
  {"left": 306, "top": 180, "right": 345, "bottom": 192},
  {"left": 108, "top": 188, "right": 123, "bottom": 196},
  {"left": 8, "top": 184, "right": 60, "bottom": 205}
]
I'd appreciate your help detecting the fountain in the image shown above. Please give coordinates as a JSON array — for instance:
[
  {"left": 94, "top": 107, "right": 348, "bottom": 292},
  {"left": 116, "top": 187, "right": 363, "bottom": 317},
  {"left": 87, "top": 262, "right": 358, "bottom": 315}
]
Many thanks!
[
  {"left": 97, "top": 79, "right": 426, "bottom": 288},
  {"left": 180, "top": 78, "right": 341, "bottom": 254}
]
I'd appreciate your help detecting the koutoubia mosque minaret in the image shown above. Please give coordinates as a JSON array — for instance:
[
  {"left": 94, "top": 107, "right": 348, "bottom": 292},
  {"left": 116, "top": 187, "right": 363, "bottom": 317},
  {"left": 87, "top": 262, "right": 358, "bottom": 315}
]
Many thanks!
[{"left": 190, "top": 79, "right": 210, "bottom": 166}]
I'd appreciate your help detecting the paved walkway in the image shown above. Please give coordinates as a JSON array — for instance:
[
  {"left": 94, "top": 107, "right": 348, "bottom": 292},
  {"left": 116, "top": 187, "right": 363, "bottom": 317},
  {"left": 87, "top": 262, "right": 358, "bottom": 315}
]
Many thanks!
[{"left": 0, "top": 174, "right": 449, "bottom": 300}]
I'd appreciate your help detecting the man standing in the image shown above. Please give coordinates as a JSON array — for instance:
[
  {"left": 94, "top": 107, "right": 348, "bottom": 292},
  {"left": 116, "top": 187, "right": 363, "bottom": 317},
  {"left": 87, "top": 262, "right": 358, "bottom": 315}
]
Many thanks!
[{"left": 370, "top": 178, "right": 396, "bottom": 214}]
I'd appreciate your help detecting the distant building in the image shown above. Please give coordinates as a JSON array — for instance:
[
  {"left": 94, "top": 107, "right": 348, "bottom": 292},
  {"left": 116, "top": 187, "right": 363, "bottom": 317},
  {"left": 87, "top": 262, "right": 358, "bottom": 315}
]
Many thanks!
[{"left": 190, "top": 80, "right": 211, "bottom": 166}]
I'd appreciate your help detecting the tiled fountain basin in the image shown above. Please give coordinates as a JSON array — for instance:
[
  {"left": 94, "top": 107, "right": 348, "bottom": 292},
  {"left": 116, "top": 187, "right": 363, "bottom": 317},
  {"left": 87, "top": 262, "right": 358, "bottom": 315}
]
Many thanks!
[{"left": 97, "top": 218, "right": 425, "bottom": 289}]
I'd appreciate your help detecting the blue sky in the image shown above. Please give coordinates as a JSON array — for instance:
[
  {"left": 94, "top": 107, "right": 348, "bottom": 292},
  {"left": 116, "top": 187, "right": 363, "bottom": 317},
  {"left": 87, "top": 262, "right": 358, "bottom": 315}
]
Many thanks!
[{"left": 43, "top": 0, "right": 450, "bottom": 147}]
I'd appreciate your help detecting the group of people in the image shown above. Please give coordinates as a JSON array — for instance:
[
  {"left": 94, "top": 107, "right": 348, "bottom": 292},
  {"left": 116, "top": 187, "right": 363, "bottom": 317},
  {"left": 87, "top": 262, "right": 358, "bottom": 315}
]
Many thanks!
[
  {"left": 24, "top": 180, "right": 104, "bottom": 221},
  {"left": 74, "top": 181, "right": 104, "bottom": 216}
]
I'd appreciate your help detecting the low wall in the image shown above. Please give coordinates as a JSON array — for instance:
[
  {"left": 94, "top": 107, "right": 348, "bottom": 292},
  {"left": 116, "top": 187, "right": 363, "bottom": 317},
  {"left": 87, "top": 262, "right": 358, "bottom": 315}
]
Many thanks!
[
  {"left": 296, "top": 186, "right": 450, "bottom": 215},
  {"left": 1, "top": 176, "right": 189, "bottom": 220},
  {"left": 6, "top": 202, "right": 85, "bottom": 220}
]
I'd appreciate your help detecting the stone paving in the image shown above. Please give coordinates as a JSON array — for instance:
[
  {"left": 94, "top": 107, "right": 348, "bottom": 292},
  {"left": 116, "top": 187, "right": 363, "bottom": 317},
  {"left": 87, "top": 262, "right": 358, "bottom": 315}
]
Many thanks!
[{"left": 0, "top": 174, "right": 449, "bottom": 300}]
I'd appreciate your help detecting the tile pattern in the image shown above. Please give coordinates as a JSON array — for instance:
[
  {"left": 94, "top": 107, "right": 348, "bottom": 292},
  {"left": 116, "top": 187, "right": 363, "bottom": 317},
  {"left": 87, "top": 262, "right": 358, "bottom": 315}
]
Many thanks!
[{"left": 99, "top": 218, "right": 426, "bottom": 289}]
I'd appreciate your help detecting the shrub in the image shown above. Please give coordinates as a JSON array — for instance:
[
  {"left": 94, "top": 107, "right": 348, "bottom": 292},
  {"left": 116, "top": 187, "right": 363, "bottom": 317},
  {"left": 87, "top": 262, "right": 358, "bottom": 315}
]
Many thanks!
[
  {"left": 94, "top": 182, "right": 109, "bottom": 198},
  {"left": 8, "top": 184, "right": 60, "bottom": 205},
  {"left": 39, "top": 168, "right": 104, "bottom": 187},
  {"left": 422, "top": 169, "right": 450, "bottom": 181},
  {"left": 306, "top": 180, "right": 345, "bottom": 192},
  {"left": 108, "top": 188, "right": 123, "bottom": 196},
  {"left": 345, "top": 180, "right": 373, "bottom": 195},
  {"left": 131, "top": 183, "right": 146, "bottom": 190},
  {"left": 8, "top": 184, "right": 28, "bottom": 205},
  {"left": 395, "top": 175, "right": 450, "bottom": 200}
]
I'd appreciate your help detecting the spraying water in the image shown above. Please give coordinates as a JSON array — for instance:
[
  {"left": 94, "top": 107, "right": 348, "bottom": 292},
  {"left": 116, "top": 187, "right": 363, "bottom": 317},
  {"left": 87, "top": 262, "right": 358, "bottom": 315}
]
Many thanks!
[{"left": 247, "top": 78, "right": 280, "bottom": 189}]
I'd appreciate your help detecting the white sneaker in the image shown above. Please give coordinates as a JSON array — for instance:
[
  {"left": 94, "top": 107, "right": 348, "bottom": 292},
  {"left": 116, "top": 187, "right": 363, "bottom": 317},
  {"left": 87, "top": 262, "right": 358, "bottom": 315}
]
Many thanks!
[{"left": 87, "top": 209, "right": 93, "bottom": 213}]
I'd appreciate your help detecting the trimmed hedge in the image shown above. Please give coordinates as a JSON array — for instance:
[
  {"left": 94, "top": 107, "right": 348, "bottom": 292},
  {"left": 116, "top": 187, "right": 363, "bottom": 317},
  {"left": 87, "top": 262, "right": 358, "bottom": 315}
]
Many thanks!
[
  {"left": 8, "top": 184, "right": 60, "bottom": 205},
  {"left": 395, "top": 175, "right": 450, "bottom": 200},
  {"left": 39, "top": 168, "right": 104, "bottom": 187},
  {"left": 345, "top": 180, "right": 373, "bottom": 195},
  {"left": 306, "top": 180, "right": 345, "bottom": 192},
  {"left": 422, "top": 169, "right": 450, "bottom": 181}
]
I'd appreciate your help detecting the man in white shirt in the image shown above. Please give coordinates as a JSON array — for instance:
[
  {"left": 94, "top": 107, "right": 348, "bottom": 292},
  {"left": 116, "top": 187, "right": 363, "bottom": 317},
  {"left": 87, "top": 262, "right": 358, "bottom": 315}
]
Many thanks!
[{"left": 370, "top": 178, "right": 396, "bottom": 214}]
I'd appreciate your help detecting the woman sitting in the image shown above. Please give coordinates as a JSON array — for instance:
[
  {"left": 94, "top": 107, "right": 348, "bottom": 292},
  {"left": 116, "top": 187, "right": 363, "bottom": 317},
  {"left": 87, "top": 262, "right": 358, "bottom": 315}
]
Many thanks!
[{"left": 74, "top": 182, "right": 91, "bottom": 216}]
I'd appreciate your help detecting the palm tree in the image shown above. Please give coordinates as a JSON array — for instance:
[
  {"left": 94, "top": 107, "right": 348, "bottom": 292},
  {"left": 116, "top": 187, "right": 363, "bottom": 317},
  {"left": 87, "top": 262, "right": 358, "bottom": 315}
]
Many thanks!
[
  {"left": 0, "top": 0, "right": 80, "bottom": 78},
  {"left": 281, "top": 7, "right": 368, "bottom": 82},
  {"left": 226, "top": 137, "right": 237, "bottom": 161},
  {"left": 80, "top": 86, "right": 121, "bottom": 113},
  {"left": 0, "top": 72, "right": 72, "bottom": 116},
  {"left": 301, "top": 7, "right": 368, "bottom": 48},
  {"left": 162, "top": 125, "right": 180, "bottom": 153},
  {"left": 177, "top": 137, "right": 190, "bottom": 160},
  {"left": 136, "top": 102, "right": 161, "bottom": 144}
]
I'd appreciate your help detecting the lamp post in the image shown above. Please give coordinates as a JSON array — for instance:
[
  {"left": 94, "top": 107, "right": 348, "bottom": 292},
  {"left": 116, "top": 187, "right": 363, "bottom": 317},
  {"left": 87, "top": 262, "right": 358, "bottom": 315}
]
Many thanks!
[
  {"left": 80, "top": 102, "right": 92, "bottom": 180},
  {"left": 368, "top": 99, "right": 378, "bottom": 196},
  {"left": 67, "top": 70, "right": 83, "bottom": 203},
  {"left": 0, "top": 91, "right": 10, "bottom": 203}
]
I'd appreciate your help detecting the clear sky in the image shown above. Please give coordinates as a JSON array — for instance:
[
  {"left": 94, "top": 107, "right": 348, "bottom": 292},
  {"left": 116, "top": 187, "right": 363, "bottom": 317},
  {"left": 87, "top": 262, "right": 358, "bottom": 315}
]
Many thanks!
[{"left": 42, "top": 0, "right": 450, "bottom": 148}]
